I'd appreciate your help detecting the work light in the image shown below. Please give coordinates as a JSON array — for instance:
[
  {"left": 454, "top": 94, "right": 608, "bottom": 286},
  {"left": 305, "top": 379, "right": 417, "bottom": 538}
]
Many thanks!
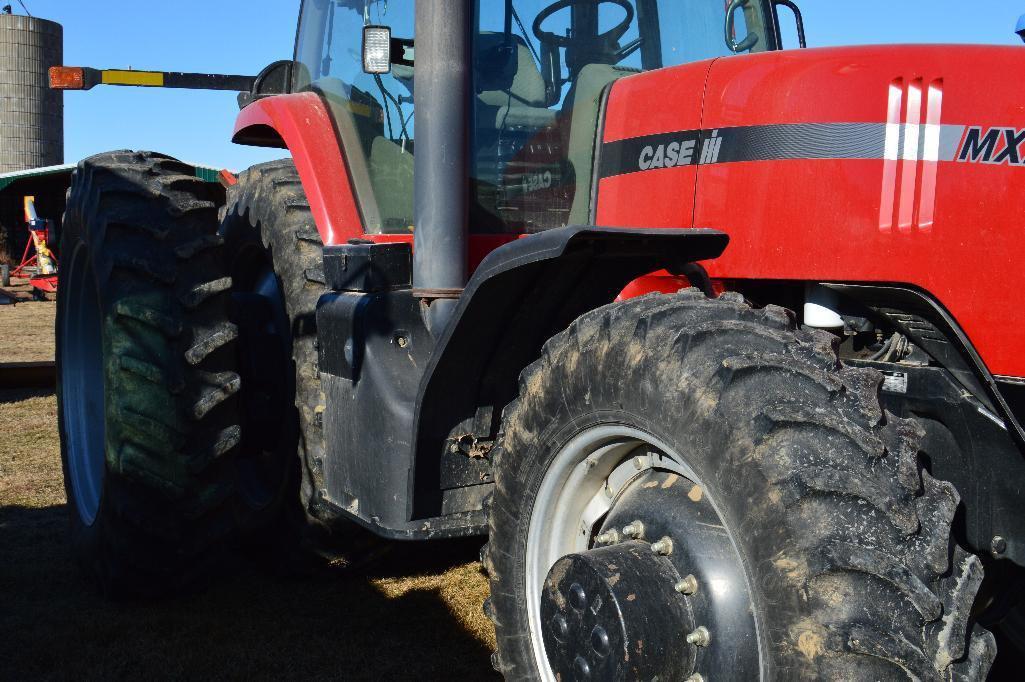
[{"left": 363, "top": 26, "right": 392, "bottom": 74}]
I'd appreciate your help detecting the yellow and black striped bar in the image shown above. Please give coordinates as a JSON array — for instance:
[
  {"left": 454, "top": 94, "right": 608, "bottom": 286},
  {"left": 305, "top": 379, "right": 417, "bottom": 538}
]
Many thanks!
[{"left": 50, "top": 66, "right": 256, "bottom": 92}]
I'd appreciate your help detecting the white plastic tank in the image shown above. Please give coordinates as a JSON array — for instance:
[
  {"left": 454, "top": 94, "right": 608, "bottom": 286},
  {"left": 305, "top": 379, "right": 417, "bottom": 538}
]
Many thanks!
[
  {"left": 804, "top": 284, "right": 845, "bottom": 329},
  {"left": 0, "top": 13, "right": 63, "bottom": 173}
]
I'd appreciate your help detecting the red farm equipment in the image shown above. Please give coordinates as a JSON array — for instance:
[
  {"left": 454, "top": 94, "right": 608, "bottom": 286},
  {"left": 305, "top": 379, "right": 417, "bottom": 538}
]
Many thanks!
[
  {"left": 9, "top": 196, "right": 57, "bottom": 296},
  {"left": 51, "top": 1, "right": 1025, "bottom": 678}
]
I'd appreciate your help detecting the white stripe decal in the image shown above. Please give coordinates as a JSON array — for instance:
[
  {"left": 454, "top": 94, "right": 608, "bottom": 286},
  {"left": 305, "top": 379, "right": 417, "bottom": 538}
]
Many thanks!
[
  {"left": 898, "top": 79, "right": 923, "bottom": 232},
  {"left": 918, "top": 80, "right": 944, "bottom": 231},
  {"left": 879, "top": 79, "right": 904, "bottom": 232}
]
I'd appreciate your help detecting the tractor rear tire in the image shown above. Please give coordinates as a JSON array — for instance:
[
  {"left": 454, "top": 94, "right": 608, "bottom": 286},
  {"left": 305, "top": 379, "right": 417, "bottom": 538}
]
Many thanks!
[
  {"left": 57, "top": 151, "right": 243, "bottom": 596},
  {"left": 219, "top": 159, "right": 328, "bottom": 532},
  {"left": 485, "top": 290, "right": 996, "bottom": 680}
]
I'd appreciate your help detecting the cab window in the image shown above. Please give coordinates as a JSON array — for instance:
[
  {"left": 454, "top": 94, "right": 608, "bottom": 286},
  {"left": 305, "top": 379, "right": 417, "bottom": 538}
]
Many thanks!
[
  {"left": 294, "top": 0, "right": 416, "bottom": 235},
  {"left": 471, "top": 0, "right": 771, "bottom": 233},
  {"left": 292, "top": 1, "right": 772, "bottom": 236}
]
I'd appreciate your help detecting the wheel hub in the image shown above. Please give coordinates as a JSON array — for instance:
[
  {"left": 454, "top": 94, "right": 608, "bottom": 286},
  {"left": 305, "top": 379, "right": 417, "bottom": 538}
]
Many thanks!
[
  {"left": 541, "top": 540, "right": 696, "bottom": 680},
  {"left": 526, "top": 427, "right": 762, "bottom": 681},
  {"left": 595, "top": 470, "right": 760, "bottom": 679}
]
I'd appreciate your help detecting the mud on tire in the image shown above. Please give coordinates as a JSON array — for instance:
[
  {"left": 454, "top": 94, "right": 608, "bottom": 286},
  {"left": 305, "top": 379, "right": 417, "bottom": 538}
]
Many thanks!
[
  {"left": 219, "top": 159, "right": 328, "bottom": 528},
  {"left": 57, "top": 151, "right": 242, "bottom": 596},
  {"left": 485, "top": 290, "right": 996, "bottom": 680}
]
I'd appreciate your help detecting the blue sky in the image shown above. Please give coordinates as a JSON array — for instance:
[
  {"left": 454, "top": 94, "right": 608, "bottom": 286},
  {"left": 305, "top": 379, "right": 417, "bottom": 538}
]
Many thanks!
[{"left": 12, "top": 0, "right": 1025, "bottom": 171}]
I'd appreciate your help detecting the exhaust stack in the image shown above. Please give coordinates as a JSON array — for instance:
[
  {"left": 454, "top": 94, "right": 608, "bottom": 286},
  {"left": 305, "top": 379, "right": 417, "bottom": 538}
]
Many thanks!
[{"left": 412, "top": 0, "right": 470, "bottom": 334}]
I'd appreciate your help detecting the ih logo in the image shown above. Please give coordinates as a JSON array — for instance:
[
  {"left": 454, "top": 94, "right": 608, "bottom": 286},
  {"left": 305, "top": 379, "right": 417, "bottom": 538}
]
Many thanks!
[
  {"left": 957, "top": 127, "right": 1025, "bottom": 165},
  {"left": 879, "top": 77, "right": 943, "bottom": 233}
]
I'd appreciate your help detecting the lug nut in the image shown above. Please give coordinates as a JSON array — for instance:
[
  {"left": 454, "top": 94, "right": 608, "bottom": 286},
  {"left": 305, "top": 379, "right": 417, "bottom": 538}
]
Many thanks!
[
  {"left": 675, "top": 574, "right": 698, "bottom": 595},
  {"left": 650, "top": 536, "right": 673, "bottom": 555},
  {"left": 686, "top": 626, "right": 711, "bottom": 647},
  {"left": 992, "top": 535, "right": 1007, "bottom": 557},
  {"left": 594, "top": 529, "right": 620, "bottom": 545},
  {"left": 622, "top": 520, "right": 645, "bottom": 539},
  {"left": 685, "top": 675, "right": 704, "bottom": 682}
]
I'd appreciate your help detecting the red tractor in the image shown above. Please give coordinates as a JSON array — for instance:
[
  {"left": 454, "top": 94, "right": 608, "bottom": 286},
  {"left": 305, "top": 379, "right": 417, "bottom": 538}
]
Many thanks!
[{"left": 53, "top": 1, "right": 1024, "bottom": 678}]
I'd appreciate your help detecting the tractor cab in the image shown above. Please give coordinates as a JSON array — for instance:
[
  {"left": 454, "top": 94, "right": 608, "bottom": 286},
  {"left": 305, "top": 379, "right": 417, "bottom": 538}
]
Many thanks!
[{"left": 292, "top": 0, "right": 779, "bottom": 235}]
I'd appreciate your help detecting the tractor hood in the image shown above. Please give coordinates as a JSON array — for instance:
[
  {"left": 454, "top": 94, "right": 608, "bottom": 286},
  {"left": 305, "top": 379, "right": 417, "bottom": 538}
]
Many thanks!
[
  {"left": 698, "top": 44, "right": 1025, "bottom": 222},
  {"left": 595, "top": 44, "right": 1025, "bottom": 378}
]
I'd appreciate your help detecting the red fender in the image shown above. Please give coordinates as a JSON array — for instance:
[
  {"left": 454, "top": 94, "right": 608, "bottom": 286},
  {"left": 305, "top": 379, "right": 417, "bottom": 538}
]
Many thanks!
[
  {"left": 234, "top": 92, "right": 520, "bottom": 273},
  {"left": 234, "top": 93, "right": 362, "bottom": 246}
]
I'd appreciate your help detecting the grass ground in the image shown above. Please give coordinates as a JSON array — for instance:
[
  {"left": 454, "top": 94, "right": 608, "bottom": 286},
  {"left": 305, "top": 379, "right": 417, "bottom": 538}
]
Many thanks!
[
  {"left": 0, "top": 293, "right": 56, "bottom": 363},
  {"left": 0, "top": 299, "right": 498, "bottom": 680}
]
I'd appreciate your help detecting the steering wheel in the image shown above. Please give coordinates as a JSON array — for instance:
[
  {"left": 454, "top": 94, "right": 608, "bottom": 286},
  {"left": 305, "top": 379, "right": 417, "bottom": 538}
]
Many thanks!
[
  {"left": 530, "top": 0, "right": 636, "bottom": 104},
  {"left": 532, "top": 0, "right": 635, "bottom": 50}
]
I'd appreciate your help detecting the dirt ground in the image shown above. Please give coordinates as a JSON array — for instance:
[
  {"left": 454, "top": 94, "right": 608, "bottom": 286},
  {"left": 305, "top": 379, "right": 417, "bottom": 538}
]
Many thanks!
[{"left": 0, "top": 299, "right": 498, "bottom": 679}]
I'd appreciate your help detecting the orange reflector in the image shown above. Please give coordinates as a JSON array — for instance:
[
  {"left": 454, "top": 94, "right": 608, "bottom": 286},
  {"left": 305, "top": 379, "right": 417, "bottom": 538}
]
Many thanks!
[
  {"left": 49, "top": 66, "right": 85, "bottom": 90},
  {"left": 218, "top": 169, "right": 238, "bottom": 187}
]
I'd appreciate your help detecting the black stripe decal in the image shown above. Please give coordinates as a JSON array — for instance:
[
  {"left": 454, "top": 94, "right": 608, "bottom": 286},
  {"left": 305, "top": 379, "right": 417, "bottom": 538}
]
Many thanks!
[{"left": 599, "top": 123, "right": 888, "bottom": 179}]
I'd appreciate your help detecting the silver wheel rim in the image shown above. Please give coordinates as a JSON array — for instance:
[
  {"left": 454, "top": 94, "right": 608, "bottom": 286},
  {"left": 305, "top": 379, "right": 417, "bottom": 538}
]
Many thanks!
[
  {"left": 524, "top": 424, "right": 760, "bottom": 680},
  {"left": 60, "top": 244, "right": 106, "bottom": 525}
]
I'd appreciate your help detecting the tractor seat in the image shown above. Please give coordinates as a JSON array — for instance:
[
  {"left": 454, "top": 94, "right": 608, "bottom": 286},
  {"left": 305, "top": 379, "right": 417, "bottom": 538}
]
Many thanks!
[
  {"left": 475, "top": 32, "right": 558, "bottom": 131},
  {"left": 474, "top": 33, "right": 638, "bottom": 228},
  {"left": 476, "top": 32, "right": 549, "bottom": 110}
]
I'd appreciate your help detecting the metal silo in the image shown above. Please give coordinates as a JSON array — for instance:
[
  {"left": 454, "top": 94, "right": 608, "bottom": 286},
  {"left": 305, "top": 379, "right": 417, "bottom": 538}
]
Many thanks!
[{"left": 0, "top": 13, "right": 63, "bottom": 173}]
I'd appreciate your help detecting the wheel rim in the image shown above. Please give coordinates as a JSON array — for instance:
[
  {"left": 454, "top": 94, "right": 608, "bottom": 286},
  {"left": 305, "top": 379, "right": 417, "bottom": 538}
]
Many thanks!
[
  {"left": 59, "top": 244, "right": 107, "bottom": 525},
  {"left": 525, "top": 424, "right": 761, "bottom": 680}
]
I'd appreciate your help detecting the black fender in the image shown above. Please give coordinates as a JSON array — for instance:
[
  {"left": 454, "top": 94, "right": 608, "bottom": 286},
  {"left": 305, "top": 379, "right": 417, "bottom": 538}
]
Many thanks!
[
  {"left": 409, "top": 225, "right": 728, "bottom": 519},
  {"left": 315, "top": 225, "right": 725, "bottom": 539}
]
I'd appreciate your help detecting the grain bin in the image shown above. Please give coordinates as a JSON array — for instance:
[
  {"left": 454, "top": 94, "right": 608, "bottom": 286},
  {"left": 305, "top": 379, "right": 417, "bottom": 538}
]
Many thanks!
[{"left": 0, "top": 14, "right": 63, "bottom": 174}]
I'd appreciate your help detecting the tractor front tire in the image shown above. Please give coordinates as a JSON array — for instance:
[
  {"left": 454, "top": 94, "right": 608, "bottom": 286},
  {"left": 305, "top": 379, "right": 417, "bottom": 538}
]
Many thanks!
[
  {"left": 485, "top": 290, "right": 996, "bottom": 680},
  {"left": 57, "top": 151, "right": 242, "bottom": 596}
]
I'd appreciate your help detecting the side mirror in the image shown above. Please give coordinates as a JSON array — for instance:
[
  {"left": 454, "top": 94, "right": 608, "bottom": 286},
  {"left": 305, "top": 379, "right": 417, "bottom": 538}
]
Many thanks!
[
  {"left": 1017, "top": 14, "right": 1025, "bottom": 43},
  {"left": 237, "top": 60, "right": 294, "bottom": 109},
  {"left": 725, "top": 0, "right": 759, "bottom": 53}
]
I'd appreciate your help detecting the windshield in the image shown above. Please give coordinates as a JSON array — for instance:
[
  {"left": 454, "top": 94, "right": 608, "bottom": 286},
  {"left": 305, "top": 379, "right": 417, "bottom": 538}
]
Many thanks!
[{"left": 292, "top": 0, "right": 774, "bottom": 235}]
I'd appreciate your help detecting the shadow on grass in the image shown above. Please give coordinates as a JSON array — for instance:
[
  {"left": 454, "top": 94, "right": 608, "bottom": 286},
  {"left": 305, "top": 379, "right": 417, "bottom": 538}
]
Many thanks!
[
  {"left": 0, "top": 502, "right": 498, "bottom": 680},
  {"left": 0, "top": 387, "right": 53, "bottom": 404}
]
